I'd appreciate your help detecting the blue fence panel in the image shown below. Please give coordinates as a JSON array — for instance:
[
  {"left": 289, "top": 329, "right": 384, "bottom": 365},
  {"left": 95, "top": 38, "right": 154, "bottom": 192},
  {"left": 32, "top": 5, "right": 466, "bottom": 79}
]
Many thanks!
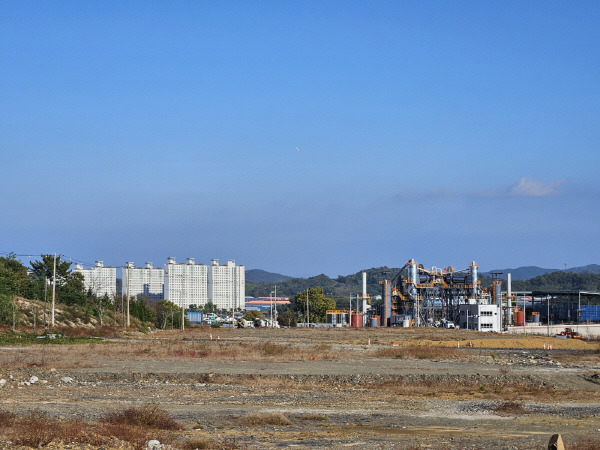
[{"left": 581, "top": 305, "right": 600, "bottom": 322}]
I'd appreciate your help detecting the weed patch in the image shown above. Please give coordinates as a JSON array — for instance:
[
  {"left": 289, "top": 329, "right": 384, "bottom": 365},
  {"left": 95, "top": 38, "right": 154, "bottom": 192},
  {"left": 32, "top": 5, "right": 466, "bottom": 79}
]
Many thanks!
[
  {"left": 237, "top": 412, "right": 291, "bottom": 427},
  {"left": 375, "top": 346, "right": 463, "bottom": 360},
  {"left": 103, "top": 404, "right": 183, "bottom": 430}
]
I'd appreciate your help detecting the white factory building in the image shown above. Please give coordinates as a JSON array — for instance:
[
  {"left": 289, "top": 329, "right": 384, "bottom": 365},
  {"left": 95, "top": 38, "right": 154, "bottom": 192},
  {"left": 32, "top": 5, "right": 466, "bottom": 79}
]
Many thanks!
[
  {"left": 122, "top": 262, "right": 165, "bottom": 301},
  {"left": 459, "top": 303, "right": 501, "bottom": 332},
  {"left": 164, "top": 257, "right": 209, "bottom": 309},
  {"left": 207, "top": 259, "right": 245, "bottom": 310},
  {"left": 74, "top": 261, "right": 117, "bottom": 299}
]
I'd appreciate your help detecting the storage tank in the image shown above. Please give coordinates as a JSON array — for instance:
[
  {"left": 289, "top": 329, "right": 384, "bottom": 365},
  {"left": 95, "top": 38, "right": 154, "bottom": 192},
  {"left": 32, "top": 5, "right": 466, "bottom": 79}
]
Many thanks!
[
  {"left": 370, "top": 316, "right": 379, "bottom": 328},
  {"left": 402, "top": 319, "right": 410, "bottom": 328},
  {"left": 531, "top": 311, "right": 540, "bottom": 324},
  {"left": 515, "top": 310, "right": 525, "bottom": 326},
  {"left": 351, "top": 313, "right": 363, "bottom": 328}
]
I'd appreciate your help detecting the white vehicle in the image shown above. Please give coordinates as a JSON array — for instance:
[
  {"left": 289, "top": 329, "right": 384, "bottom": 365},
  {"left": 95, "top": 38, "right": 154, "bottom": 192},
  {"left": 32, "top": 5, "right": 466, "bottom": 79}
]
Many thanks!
[
  {"left": 237, "top": 319, "right": 254, "bottom": 328},
  {"left": 444, "top": 321, "right": 455, "bottom": 329}
]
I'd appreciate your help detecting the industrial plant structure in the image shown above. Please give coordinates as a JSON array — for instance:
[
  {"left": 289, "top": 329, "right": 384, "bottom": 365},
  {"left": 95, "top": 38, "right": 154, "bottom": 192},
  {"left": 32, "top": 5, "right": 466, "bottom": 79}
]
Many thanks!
[
  {"left": 325, "top": 258, "right": 600, "bottom": 336},
  {"left": 387, "top": 259, "right": 500, "bottom": 329}
]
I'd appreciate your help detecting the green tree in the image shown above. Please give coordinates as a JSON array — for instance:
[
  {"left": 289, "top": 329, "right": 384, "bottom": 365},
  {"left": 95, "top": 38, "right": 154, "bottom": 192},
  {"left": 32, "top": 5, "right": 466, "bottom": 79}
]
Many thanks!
[
  {"left": 243, "top": 310, "right": 263, "bottom": 322},
  {"left": 89, "top": 293, "right": 113, "bottom": 326},
  {"left": 0, "top": 253, "right": 30, "bottom": 297},
  {"left": 154, "top": 300, "right": 184, "bottom": 329},
  {"left": 29, "top": 255, "right": 87, "bottom": 305},
  {"left": 130, "top": 297, "right": 157, "bottom": 324},
  {"left": 277, "top": 310, "right": 297, "bottom": 327},
  {"left": 202, "top": 301, "right": 216, "bottom": 313},
  {"left": 0, "top": 294, "right": 14, "bottom": 325},
  {"left": 292, "top": 287, "right": 335, "bottom": 323}
]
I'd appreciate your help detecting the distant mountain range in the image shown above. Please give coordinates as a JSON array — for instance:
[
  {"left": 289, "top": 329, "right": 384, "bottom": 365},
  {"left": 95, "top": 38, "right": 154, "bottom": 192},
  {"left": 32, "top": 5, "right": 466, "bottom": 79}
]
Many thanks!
[
  {"left": 246, "top": 264, "right": 600, "bottom": 298},
  {"left": 483, "top": 264, "right": 600, "bottom": 280},
  {"left": 245, "top": 269, "right": 292, "bottom": 283}
]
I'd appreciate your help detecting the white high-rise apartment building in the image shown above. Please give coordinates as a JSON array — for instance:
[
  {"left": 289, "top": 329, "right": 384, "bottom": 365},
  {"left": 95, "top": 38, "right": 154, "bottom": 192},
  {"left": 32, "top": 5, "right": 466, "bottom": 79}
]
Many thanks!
[
  {"left": 74, "top": 261, "right": 117, "bottom": 299},
  {"left": 122, "top": 262, "right": 165, "bottom": 301},
  {"left": 164, "top": 257, "right": 208, "bottom": 308},
  {"left": 207, "top": 259, "right": 245, "bottom": 310}
]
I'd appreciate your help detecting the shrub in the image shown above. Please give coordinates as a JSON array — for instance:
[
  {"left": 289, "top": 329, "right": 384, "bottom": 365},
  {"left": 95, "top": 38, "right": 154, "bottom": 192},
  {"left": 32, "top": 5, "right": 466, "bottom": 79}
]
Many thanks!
[{"left": 103, "top": 404, "right": 182, "bottom": 430}]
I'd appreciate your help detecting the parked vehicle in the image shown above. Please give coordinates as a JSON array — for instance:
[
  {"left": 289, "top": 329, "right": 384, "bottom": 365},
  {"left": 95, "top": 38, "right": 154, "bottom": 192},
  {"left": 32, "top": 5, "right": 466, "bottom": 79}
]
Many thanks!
[
  {"left": 560, "top": 328, "right": 582, "bottom": 339},
  {"left": 236, "top": 319, "right": 254, "bottom": 328}
]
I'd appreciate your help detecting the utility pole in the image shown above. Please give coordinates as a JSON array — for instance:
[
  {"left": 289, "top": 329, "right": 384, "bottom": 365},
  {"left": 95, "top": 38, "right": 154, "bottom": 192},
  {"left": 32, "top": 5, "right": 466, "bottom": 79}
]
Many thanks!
[
  {"left": 125, "top": 265, "right": 130, "bottom": 327},
  {"left": 270, "top": 290, "right": 273, "bottom": 327},
  {"left": 349, "top": 294, "right": 352, "bottom": 327},
  {"left": 274, "top": 284, "right": 277, "bottom": 327},
  {"left": 51, "top": 253, "right": 56, "bottom": 327},
  {"left": 43, "top": 277, "right": 47, "bottom": 331},
  {"left": 181, "top": 304, "right": 185, "bottom": 331},
  {"left": 306, "top": 288, "right": 310, "bottom": 327},
  {"left": 547, "top": 295, "right": 550, "bottom": 337}
]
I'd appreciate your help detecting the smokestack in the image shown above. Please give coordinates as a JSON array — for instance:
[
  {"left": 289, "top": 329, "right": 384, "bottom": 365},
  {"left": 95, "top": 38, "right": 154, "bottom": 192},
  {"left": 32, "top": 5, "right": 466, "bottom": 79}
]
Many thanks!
[
  {"left": 381, "top": 279, "right": 391, "bottom": 327},
  {"left": 362, "top": 271, "right": 367, "bottom": 297}
]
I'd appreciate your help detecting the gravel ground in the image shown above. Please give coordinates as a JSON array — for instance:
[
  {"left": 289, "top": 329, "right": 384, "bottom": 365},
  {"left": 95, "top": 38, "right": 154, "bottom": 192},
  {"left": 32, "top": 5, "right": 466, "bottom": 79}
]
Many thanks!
[{"left": 1, "top": 329, "right": 599, "bottom": 449}]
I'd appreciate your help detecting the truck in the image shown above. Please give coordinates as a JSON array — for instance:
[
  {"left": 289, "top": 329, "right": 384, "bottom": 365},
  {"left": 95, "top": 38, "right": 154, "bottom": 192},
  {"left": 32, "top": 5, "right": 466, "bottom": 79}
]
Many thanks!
[
  {"left": 444, "top": 320, "right": 455, "bottom": 329},
  {"left": 236, "top": 319, "right": 254, "bottom": 328}
]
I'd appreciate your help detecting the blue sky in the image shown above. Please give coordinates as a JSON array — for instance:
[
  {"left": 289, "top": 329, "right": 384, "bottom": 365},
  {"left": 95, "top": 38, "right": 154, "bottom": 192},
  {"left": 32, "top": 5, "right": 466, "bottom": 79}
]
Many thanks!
[{"left": 1, "top": 1, "right": 599, "bottom": 277}]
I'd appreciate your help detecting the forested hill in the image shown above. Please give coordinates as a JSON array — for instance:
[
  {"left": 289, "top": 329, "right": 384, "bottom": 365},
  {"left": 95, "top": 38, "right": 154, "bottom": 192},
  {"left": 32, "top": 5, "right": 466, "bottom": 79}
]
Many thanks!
[
  {"left": 484, "top": 264, "right": 600, "bottom": 280},
  {"left": 245, "top": 269, "right": 292, "bottom": 283},
  {"left": 247, "top": 267, "right": 600, "bottom": 299},
  {"left": 245, "top": 267, "right": 403, "bottom": 298},
  {"left": 509, "top": 271, "right": 600, "bottom": 292}
]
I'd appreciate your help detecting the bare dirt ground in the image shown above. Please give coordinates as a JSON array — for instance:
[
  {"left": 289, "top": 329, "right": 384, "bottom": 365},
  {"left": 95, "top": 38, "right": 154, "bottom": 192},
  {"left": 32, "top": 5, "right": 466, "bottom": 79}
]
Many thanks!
[{"left": 1, "top": 327, "right": 599, "bottom": 449}]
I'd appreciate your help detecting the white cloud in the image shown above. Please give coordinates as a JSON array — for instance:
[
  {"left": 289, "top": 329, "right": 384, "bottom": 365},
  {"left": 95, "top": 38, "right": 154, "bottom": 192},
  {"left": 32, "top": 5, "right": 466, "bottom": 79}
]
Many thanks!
[{"left": 509, "top": 177, "right": 564, "bottom": 197}]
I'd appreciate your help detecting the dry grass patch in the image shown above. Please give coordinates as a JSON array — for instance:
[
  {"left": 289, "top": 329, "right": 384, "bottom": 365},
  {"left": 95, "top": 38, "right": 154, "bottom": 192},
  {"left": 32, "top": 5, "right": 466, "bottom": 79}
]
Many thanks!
[
  {"left": 0, "top": 406, "right": 183, "bottom": 450},
  {"left": 571, "top": 438, "right": 600, "bottom": 450},
  {"left": 2, "top": 410, "right": 87, "bottom": 448},
  {"left": 237, "top": 412, "right": 291, "bottom": 427},
  {"left": 297, "top": 413, "right": 329, "bottom": 421},
  {"left": 367, "top": 378, "right": 598, "bottom": 401},
  {"left": 0, "top": 411, "right": 15, "bottom": 427},
  {"left": 375, "top": 346, "right": 463, "bottom": 360},
  {"left": 494, "top": 401, "right": 527, "bottom": 415}
]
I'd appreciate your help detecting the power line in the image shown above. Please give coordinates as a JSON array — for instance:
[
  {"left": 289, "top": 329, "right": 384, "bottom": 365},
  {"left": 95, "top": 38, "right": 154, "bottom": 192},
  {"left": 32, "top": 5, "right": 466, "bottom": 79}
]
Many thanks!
[{"left": 0, "top": 250, "right": 96, "bottom": 268}]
